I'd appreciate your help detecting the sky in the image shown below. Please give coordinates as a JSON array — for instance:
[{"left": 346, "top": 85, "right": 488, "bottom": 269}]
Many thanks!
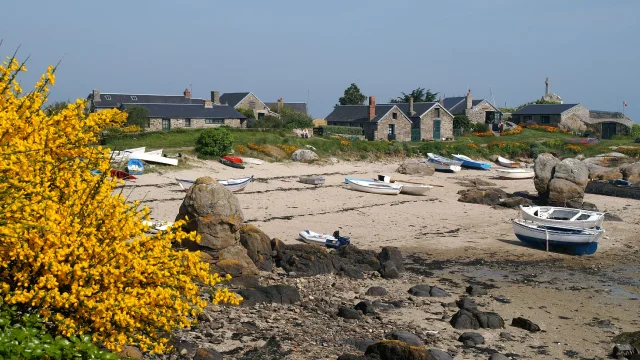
[{"left": 1, "top": 0, "right": 639, "bottom": 122}]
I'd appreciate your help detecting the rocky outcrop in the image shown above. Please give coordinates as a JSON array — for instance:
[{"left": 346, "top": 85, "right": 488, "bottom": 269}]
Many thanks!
[
  {"left": 534, "top": 153, "right": 560, "bottom": 196},
  {"left": 236, "top": 285, "right": 301, "bottom": 307},
  {"left": 450, "top": 309, "right": 504, "bottom": 330},
  {"left": 587, "top": 163, "right": 623, "bottom": 181},
  {"left": 239, "top": 224, "right": 274, "bottom": 271},
  {"left": 396, "top": 159, "right": 435, "bottom": 176},
  {"left": 457, "top": 188, "right": 506, "bottom": 206},
  {"left": 364, "top": 340, "right": 430, "bottom": 360},
  {"left": 621, "top": 162, "right": 640, "bottom": 184},
  {"left": 535, "top": 154, "right": 589, "bottom": 208},
  {"left": 291, "top": 149, "right": 319, "bottom": 162},
  {"left": 511, "top": 317, "right": 541, "bottom": 332}
]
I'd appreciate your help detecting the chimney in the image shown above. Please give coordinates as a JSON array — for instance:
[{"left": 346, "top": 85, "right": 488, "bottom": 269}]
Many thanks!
[
  {"left": 545, "top": 77, "right": 550, "bottom": 96},
  {"left": 409, "top": 96, "right": 415, "bottom": 116},
  {"left": 204, "top": 100, "right": 213, "bottom": 108},
  {"left": 277, "top": 97, "right": 284, "bottom": 112},
  {"left": 212, "top": 90, "right": 220, "bottom": 105},
  {"left": 92, "top": 89, "right": 101, "bottom": 102},
  {"left": 368, "top": 96, "right": 376, "bottom": 120},
  {"left": 466, "top": 89, "right": 472, "bottom": 110},
  {"left": 439, "top": 96, "right": 444, "bottom": 106},
  {"left": 184, "top": 88, "right": 191, "bottom": 99}
]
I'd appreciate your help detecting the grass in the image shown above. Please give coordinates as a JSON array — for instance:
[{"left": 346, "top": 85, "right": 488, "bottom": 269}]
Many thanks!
[{"left": 102, "top": 127, "right": 639, "bottom": 163}]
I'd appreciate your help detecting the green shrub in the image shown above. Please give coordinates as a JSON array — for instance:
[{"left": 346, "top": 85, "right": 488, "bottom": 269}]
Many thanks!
[
  {"left": 124, "top": 105, "right": 150, "bottom": 128},
  {"left": 195, "top": 127, "right": 233, "bottom": 157},
  {"left": 453, "top": 115, "right": 472, "bottom": 132},
  {"left": 419, "top": 141, "right": 446, "bottom": 156},
  {"left": 323, "top": 125, "right": 363, "bottom": 136},
  {"left": 359, "top": 153, "right": 368, "bottom": 160},
  {"left": 237, "top": 107, "right": 255, "bottom": 119},
  {"left": 632, "top": 124, "right": 640, "bottom": 138},
  {"left": 471, "top": 123, "right": 490, "bottom": 133},
  {"left": 0, "top": 303, "right": 118, "bottom": 359}
]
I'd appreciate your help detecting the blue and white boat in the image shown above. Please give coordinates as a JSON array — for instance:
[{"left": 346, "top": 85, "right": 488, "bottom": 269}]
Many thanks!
[
  {"left": 512, "top": 219, "right": 604, "bottom": 255},
  {"left": 426, "top": 153, "right": 462, "bottom": 173},
  {"left": 299, "top": 230, "right": 350, "bottom": 249},
  {"left": 127, "top": 159, "right": 145, "bottom": 175},
  {"left": 452, "top": 154, "right": 492, "bottom": 170}
]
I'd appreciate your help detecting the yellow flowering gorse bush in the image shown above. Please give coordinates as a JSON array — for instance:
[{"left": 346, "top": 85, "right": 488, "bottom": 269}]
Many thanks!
[{"left": 0, "top": 57, "right": 239, "bottom": 353}]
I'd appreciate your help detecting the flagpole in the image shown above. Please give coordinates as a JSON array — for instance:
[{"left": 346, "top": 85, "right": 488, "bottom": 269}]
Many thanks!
[{"left": 623, "top": 101, "right": 625, "bottom": 117}]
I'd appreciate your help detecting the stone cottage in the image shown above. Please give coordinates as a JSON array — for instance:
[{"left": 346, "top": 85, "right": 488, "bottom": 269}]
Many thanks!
[
  {"left": 88, "top": 88, "right": 204, "bottom": 111},
  {"left": 123, "top": 101, "right": 246, "bottom": 131},
  {"left": 441, "top": 90, "right": 503, "bottom": 125},
  {"left": 265, "top": 98, "right": 308, "bottom": 115},
  {"left": 387, "top": 98, "right": 454, "bottom": 141},
  {"left": 217, "top": 91, "right": 279, "bottom": 119}
]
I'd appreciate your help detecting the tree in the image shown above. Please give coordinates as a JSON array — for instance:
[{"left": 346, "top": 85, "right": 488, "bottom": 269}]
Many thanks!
[
  {"left": 279, "top": 107, "right": 313, "bottom": 129},
  {"left": 453, "top": 115, "right": 472, "bottom": 131},
  {"left": 631, "top": 124, "right": 640, "bottom": 138},
  {"left": 124, "top": 105, "right": 149, "bottom": 128},
  {"left": 339, "top": 83, "right": 366, "bottom": 105},
  {"left": 390, "top": 87, "right": 439, "bottom": 103},
  {"left": 236, "top": 107, "right": 255, "bottom": 119},
  {"left": 44, "top": 101, "right": 70, "bottom": 116}
]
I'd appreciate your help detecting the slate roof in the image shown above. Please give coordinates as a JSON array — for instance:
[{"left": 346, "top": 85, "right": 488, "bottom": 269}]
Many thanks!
[
  {"left": 390, "top": 102, "right": 438, "bottom": 118},
  {"left": 325, "top": 105, "right": 396, "bottom": 123},
  {"left": 219, "top": 92, "right": 250, "bottom": 107},
  {"left": 441, "top": 97, "right": 465, "bottom": 112},
  {"left": 512, "top": 104, "right": 579, "bottom": 115},
  {"left": 122, "top": 103, "right": 246, "bottom": 119},
  {"left": 90, "top": 93, "right": 203, "bottom": 109},
  {"left": 265, "top": 102, "right": 308, "bottom": 114}
]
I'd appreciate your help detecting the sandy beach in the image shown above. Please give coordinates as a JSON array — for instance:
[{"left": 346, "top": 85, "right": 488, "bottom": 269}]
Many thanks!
[{"left": 127, "top": 157, "right": 640, "bottom": 359}]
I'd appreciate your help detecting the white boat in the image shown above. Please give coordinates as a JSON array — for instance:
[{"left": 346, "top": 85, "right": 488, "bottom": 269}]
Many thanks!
[
  {"left": 512, "top": 219, "right": 603, "bottom": 255},
  {"left": 177, "top": 176, "right": 253, "bottom": 192},
  {"left": 299, "top": 176, "right": 325, "bottom": 185},
  {"left": 497, "top": 156, "right": 521, "bottom": 168},
  {"left": 347, "top": 179, "right": 401, "bottom": 195},
  {"left": 376, "top": 176, "right": 432, "bottom": 195},
  {"left": 109, "top": 146, "right": 146, "bottom": 163},
  {"left": 129, "top": 152, "right": 179, "bottom": 166},
  {"left": 241, "top": 157, "right": 264, "bottom": 165},
  {"left": 520, "top": 205, "right": 605, "bottom": 229},
  {"left": 142, "top": 220, "right": 174, "bottom": 232},
  {"left": 496, "top": 168, "right": 535, "bottom": 179},
  {"left": 298, "top": 230, "right": 350, "bottom": 248},
  {"left": 452, "top": 154, "right": 492, "bottom": 170},
  {"left": 145, "top": 149, "right": 163, "bottom": 156},
  {"left": 426, "top": 153, "right": 462, "bottom": 173}
]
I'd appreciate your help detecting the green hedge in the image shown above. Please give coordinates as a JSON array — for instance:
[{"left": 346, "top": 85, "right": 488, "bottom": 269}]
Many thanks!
[{"left": 323, "top": 125, "right": 363, "bottom": 136}]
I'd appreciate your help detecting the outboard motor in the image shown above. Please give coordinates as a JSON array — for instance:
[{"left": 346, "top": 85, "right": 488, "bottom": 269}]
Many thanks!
[{"left": 332, "top": 230, "right": 350, "bottom": 248}]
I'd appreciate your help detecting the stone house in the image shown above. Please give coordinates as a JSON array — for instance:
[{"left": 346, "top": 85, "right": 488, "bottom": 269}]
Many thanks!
[
  {"left": 88, "top": 88, "right": 204, "bottom": 111},
  {"left": 441, "top": 90, "right": 503, "bottom": 126},
  {"left": 584, "top": 111, "right": 634, "bottom": 139},
  {"left": 265, "top": 98, "right": 308, "bottom": 115},
  {"left": 387, "top": 98, "right": 454, "bottom": 141},
  {"left": 123, "top": 101, "right": 246, "bottom": 131},
  {"left": 217, "top": 91, "right": 279, "bottom": 119}
]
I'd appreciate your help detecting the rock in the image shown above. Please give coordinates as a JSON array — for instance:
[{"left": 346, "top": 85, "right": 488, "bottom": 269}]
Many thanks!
[
  {"left": 489, "top": 155, "right": 500, "bottom": 162},
  {"left": 511, "top": 317, "right": 541, "bottom": 332},
  {"left": 457, "top": 188, "right": 506, "bottom": 206},
  {"left": 378, "top": 247, "right": 405, "bottom": 272},
  {"left": 427, "top": 349, "right": 453, "bottom": 360},
  {"left": 499, "top": 196, "right": 533, "bottom": 209},
  {"left": 499, "top": 332, "right": 514, "bottom": 341},
  {"left": 274, "top": 243, "right": 340, "bottom": 276},
  {"left": 193, "top": 348, "right": 224, "bottom": 360},
  {"left": 586, "top": 163, "right": 623, "bottom": 181},
  {"left": 396, "top": 159, "right": 435, "bottom": 176},
  {"left": 450, "top": 309, "right": 480, "bottom": 330},
  {"left": 466, "top": 285, "right": 488, "bottom": 296},
  {"left": 604, "top": 213, "right": 623, "bottom": 222},
  {"left": 209, "top": 244, "right": 259, "bottom": 278},
  {"left": 365, "top": 286, "right": 388, "bottom": 296},
  {"left": 380, "top": 261, "right": 400, "bottom": 279},
  {"left": 239, "top": 224, "right": 273, "bottom": 271},
  {"left": 456, "top": 297, "right": 478, "bottom": 311},
  {"left": 613, "top": 331, "right": 640, "bottom": 350},
  {"left": 336, "top": 245, "right": 382, "bottom": 271},
  {"left": 458, "top": 332, "right": 485, "bottom": 347},
  {"left": 548, "top": 178, "right": 585, "bottom": 208},
  {"left": 385, "top": 330, "right": 424, "bottom": 346},
  {"left": 338, "top": 306, "right": 363, "bottom": 320},
  {"left": 408, "top": 284, "right": 432, "bottom": 297},
  {"left": 429, "top": 286, "right": 450, "bottom": 297},
  {"left": 534, "top": 153, "right": 561, "bottom": 196},
  {"left": 337, "top": 354, "right": 367, "bottom": 360},
  {"left": 354, "top": 301, "right": 378, "bottom": 315},
  {"left": 457, "top": 178, "right": 497, "bottom": 188},
  {"left": 339, "top": 265, "right": 365, "bottom": 279},
  {"left": 621, "top": 162, "right": 640, "bottom": 184},
  {"left": 237, "top": 337, "right": 290, "bottom": 359},
  {"left": 475, "top": 311, "right": 505, "bottom": 329},
  {"left": 236, "top": 284, "right": 301, "bottom": 307},
  {"left": 554, "top": 158, "right": 589, "bottom": 187},
  {"left": 291, "top": 149, "right": 319, "bottom": 162},
  {"left": 176, "top": 178, "right": 244, "bottom": 251},
  {"left": 581, "top": 201, "right": 599, "bottom": 211},
  {"left": 493, "top": 295, "right": 511, "bottom": 304},
  {"left": 365, "top": 340, "right": 429, "bottom": 359},
  {"left": 488, "top": 354, "right": 510, "bottom": 360},
  {"left": 117, "top": 346, "right": 142, "bottom": 360}
]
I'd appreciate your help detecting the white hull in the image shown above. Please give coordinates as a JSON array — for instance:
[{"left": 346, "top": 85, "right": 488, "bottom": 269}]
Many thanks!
[
  {"left": 110, "top": 147, "right": 146, "bottom": 163},
  {"left": 241, "top": 157, "right": 264, "bottom": 165},
  {"left": 497, "top": 156, "right": 521, "bottom": 168},
  {"left": 512, "top": 219, "right": 603, "bottom": 244},
  {"left": 145, "top": 149, "right": 163, "bottom": 156},
  {"left": 520, "top": 206, "right": 604, "bottom": 229},
  {"left": 428, "top": 159, "right": 462, "bottom": 172},
  {"left": 392, "top": 182, "right": 432, "bottom": 195},
  {"left": 177, "top": 176, "right": 253, "bottom": 192},
  {"left": 299, "top": 230, "right": 336, "bottom": 246},
  {"left": 496, "top": 169, "right": 534, "bottom": 179},
  {"left": 348, "top": 179, "right": 401, "bottom": 195},
  {"left": 129, "top": 152, "right": 179, "bottom": 166}
]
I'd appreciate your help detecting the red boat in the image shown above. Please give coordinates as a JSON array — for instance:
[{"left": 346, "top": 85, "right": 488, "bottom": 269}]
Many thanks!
[
  {"left": 110, "top": 169, "right": 136, "bottom": 180},
  {"left": 222, "top": 156, "right": 243, "bottom": 164}
]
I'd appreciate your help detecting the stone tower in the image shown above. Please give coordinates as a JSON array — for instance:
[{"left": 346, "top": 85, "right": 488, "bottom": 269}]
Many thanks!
[{"left": 542, "top": 77, "right": 563, "bottom": 104}]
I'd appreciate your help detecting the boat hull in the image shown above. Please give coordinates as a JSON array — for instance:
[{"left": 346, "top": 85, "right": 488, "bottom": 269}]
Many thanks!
[
  {"left": 393, "top": 182, "right": 432, "bottom": 195},
  {"left": 299, "top": 230, "right": 349, "bottom": 249},
  {"left": 177, "top": 176, "right": 253, "bottom": 192},
  {"left": 299, "top": 176, "right": 325, "bottom": 185},
  {"left": 453, "top": 154, "right": 492, "bottom": 170},
  {"left": 241, "top": 157, "right": 264, "bottom": 165},
  {"left": 497, "top": 156, "right": 521, "bottom": 168},
  {"left": 512, "top": 219, "right": 602, "bottom": 255},
  {"left": 222, "top": 156, "right": 243, "bottom": 164},
  {"left": 347, "top": 180, "right": 401, "bottom": 195},
  {"left": 220, "top": 158, "right": 245, "bottom": 169},
  {"left": 129, "top": 152, "right": 178, "bottom": 166},
  {"left": 496, "top": 169, "right": 534, "bottom": 179},
  {"left": 520, "top": 206, "right": 604, "bottom": 228},
  {"left": 427, "top": 158, "right": 461, "bottom": 172},
  {"left": 344, "top": 177, "right": 373, "bottom": 184}
]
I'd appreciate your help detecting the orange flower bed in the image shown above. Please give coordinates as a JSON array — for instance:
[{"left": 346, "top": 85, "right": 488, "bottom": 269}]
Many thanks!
[
  {"left": 472, "top": 131, "right": 494, "bottom": 137},
  {"left": 502, "top": 125, "right": 523, "bottom": 136},
  {"left": 247, "top": 142, "right": 270, "bottom": 155},
  {"left": 467, "top": 143, "right": 479, "bottom": 149},
  {"left": 340, "top": 140, "right": 351, "bottom": 146},
  {"left": 564, "top": 144, "right": 584, "bottom": 153},
  {"left": 487, "top": 141, "right": 507, "bottom": 148},
  {"left": 235, "top": 144, "right": 246, "bottom": 154},
  {"left": 527, "top": 124, "right": 570, "bottom": 134},
  {"left": 276, "top": 144, "right": 299, "bottom": 155}
]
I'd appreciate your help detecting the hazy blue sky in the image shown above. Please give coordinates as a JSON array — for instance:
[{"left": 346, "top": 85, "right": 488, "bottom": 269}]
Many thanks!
[{"left": 1, "top": 0, "right": 638, "bottom": 122}]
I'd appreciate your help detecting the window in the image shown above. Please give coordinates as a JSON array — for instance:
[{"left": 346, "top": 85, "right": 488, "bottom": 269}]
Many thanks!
[
  {"left": 145, "top": 119, "right": 150, "bottom": 128},
  {"left": 130, "top": 96, "right": 138, "bottom": 101},
  {"left": 257, "top": 112, "right": 265, "bottom": 119},
  {"left": 162, "top": 119, "right": 170, "bottom": 130},
  {"left": 392, "top": 112, "right": 398, "bottom": 120},
  {"left": 388, "top": 124, "right": 395, "bottom": 135},
  {"left": 523, "top": 115, "right": 533, "bottom": 122},
  {"left": 104, "top": 95, "right": 111, "bottom": 100},
  {"left": 185, "top": 118, "right": 191, "bottom": 128},
  {"left": 541, "top": 115, "right": 551, "bottom": 124},
  {"left": 435, "top": 108, "right": 440, "bottom": 118},
  {"left": 249, "top": 101, "right": 256, "bottom": 109},
  {"left": 205, "top": 119, "right": 224, "bottom": 125}
]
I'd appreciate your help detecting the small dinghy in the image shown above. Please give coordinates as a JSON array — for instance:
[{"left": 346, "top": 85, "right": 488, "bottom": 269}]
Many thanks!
[
  {"left": 220, "top": 158, "right": 245, "bottom": 169},
  {"left": 129, "top": 152, "right": 178, "bottom": 166},
  {"left": 299, "top": 176, "right": 325, "bottom": 185},
  {"left": 512, "top": 219, "right": 603, "bottom": 255},
  {"left": 453, "top": 154, "right": 492, "bottom": 170},
  {"left": 426, "top": 153, "right": 462, "bottom": 172},
  {"left": 110, "top": 169, "right": 137, "bottom": 180},
  {"left": 298, "top": 230, "right": 350, "bottom": 249},
  {"left": 375, "top": 175, "right": 431, "bottom": 195},
  {"left": 348, "top": 179, "right": 401, "bottom": 195},
  {"left": 222, "top": 155, "right": 243, "bottom": 164},
  {"left": 496, "top": 168, "right": 534, "bottom": 180},
  {"left": 143, "top": 220, "right": 174, "bottom": 233},
  {"left": 177, "top": 176, "right": 253, "bottom": 192},
  {"left": 127, "top": 159, "right": 145, "bottom": 175},
  {"left": 344, "top": 177, "right": 374, "bottom": 184},
  {"left": 241, "top": 157, "right": 264, "bottom": 165},
  {"left": 497, "top": 156, "right": 521, "bottom": 168},
  {"left": 520, "top": 205, "right": 605, "bottom": 229}
]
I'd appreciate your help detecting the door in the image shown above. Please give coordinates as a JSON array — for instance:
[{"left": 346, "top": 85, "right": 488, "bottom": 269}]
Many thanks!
[
  {"left": 602, "top": 122, "right": 617, "bottom": 139},
  {"left": 411, "top": 128, "right": 421, "bottom": 142},
  {"left": 162, "top": 118, "right": 171, "bottom": 131},
  {"left": 433, "top": 120, "right": 441, "bottom": 140},
  {"left": 387, "top": 124, "right": 396, "bottom": 141}
]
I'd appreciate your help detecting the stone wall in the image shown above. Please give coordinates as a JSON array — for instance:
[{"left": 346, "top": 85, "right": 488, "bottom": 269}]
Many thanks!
[
  {"left": 465, "top": 100, "right": 496, "bottom": 124},
  {"left": 235, "top": 93, "right": 272, "bottom": 118},
  {"left": 374, "top": 108, "right": 411, "bottom": 141},
  {"left": 145, "top": 118, "right": 242, "bottom": 132},
  {"left": 149, "top": 118, "right": 163, "bottom": 131},
  {"left": 419, "top": 105, "right": 454, "bottom": 140}
]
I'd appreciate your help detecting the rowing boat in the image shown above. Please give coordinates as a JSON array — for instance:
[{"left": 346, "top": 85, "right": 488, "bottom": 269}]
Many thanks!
[
  {"left": 512, "top": 219, "right": 603, "bottom": 255},
  {"left": 520, "top": 205, "right": 605, "bottom": 229},
  {"left": 453, "top": 154, "right": 492, "bottom": 170},
  {"left": 177, "top": 176, "right": 253, "bottom": 192},
  {"left": 497, "top": 156, "right": 521, "bottom": 168},
  {"left": 347, "top": 179, "right": 401, "bottom": 195},
  {"left": 426, "top": 153, "right": 462, "bottom": 172},
  {"left": 496, "top": 168, "right": 534, "bottom": 179}
]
